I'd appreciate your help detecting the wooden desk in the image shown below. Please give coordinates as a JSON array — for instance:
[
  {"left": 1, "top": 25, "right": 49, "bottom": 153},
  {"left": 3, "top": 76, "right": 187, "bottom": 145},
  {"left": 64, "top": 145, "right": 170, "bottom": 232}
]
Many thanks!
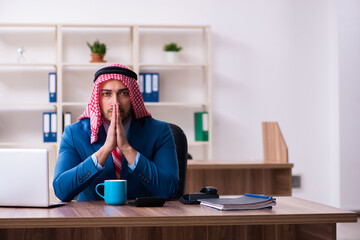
[
  {"left": 186, "top": 160, "right": 293, "bottom": 196},
  {"left": 0, "top": 197, "right": 356, "bottom": 240}
]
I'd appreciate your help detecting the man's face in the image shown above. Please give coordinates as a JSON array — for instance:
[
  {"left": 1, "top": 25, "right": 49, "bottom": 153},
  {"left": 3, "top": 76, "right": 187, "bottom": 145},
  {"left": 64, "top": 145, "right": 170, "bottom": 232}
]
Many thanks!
[{"left": 99, "top": 79, "right": 132, "bottom": 124}]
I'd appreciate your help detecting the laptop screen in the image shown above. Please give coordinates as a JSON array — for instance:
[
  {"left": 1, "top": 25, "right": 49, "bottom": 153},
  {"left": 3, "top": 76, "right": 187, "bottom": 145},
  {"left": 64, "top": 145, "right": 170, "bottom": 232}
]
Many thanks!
[{"left": 0, "top": 149, "right": 50, "bottom": 207}]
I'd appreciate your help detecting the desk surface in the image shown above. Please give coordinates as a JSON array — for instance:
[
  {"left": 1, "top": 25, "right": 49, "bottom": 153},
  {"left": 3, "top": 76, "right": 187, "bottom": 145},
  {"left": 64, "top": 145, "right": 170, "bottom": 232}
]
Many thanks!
[{"left": 0, "top": 197, "right": 356, "bottom": 229}]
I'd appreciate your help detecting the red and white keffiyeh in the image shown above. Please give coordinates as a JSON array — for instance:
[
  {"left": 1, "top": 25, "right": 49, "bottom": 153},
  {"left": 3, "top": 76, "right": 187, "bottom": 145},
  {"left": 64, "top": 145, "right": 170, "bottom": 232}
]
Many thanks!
[{"left": 78, "top": 64, "right": 151, "bottom": 144}]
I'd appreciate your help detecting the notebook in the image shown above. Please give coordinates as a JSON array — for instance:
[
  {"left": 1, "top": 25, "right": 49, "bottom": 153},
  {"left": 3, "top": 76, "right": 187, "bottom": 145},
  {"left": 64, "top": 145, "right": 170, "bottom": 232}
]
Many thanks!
[
  {"left": 0, "top": 148, "right": 64, "bottom": 207},
  {"left": 199, "top": 195, "right": 276, "bottom": 211}
]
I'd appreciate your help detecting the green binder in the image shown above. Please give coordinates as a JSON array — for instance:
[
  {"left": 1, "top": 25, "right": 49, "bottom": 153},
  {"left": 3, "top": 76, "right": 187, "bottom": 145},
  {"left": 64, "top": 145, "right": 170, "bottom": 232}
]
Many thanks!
[{"left": 194, "top": 112, "right": 209, "bottom": 141}]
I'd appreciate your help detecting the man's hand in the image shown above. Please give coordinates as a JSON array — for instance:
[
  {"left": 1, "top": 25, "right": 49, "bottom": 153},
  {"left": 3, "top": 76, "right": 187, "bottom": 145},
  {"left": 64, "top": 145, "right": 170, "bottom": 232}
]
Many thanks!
[
  {"left": 96, "top": 104, "right": 117, "bottom": 166},
  {"left": 114, "top": 104, "right": 137, "bottom": 165}
]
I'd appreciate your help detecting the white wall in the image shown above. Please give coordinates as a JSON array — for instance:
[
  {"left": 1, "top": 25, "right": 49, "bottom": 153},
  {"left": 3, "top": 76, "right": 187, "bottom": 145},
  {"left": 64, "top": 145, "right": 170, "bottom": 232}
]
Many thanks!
[
  {"left": 209, "top": 1, "right": 333, "bottom": 205},
  {"left": 338, "top": 0, "right": 360, "bottom": 210},
  {"left": 1, "top": 0, "right": 358, "bottom": 209}
]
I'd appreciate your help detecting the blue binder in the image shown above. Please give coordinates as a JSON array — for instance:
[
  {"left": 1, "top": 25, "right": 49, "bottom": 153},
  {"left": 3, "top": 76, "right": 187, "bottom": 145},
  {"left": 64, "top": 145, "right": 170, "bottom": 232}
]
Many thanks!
[
  {"left": 139, "top": 73, "right": 145, "bottom": 101},
  {"left": 50, "top": 112, "right": 57, "bottom": 142},
  {"left": 48, "top": 72, "right": 57, "bottom": 103},
  {"left": 141, "top": 73, "right": 160, "bottom": 102},
  {"left": 63, "top": 112, "right": 72, "bottom": 130},
  {"left": 43, "top": 112, "right": 57, "bottom": 142},
  {"left": 144, "top": 73, "right": 152, "bottom": 102},
  {"left": 43, "top": 112, "right": 51, "bottom": 142},
  {"left": 151, "top": 73, "right": 159, "bottom": 102}
]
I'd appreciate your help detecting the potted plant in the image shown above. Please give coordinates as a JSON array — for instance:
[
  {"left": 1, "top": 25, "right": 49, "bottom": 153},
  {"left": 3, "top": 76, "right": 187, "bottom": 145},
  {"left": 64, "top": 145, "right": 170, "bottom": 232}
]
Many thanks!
[
  {"left": 163, "top": 42, "right": 182, "bottom": 63},
  {"left": 87, "top": 40, "right": 107, "bottom": 63}
]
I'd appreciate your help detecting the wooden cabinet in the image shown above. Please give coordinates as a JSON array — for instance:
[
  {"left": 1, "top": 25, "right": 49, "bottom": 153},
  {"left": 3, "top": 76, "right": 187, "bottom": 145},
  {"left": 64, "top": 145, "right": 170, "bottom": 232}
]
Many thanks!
[{"left": 185, "top": 160, "right": 293, "bottom": 196}]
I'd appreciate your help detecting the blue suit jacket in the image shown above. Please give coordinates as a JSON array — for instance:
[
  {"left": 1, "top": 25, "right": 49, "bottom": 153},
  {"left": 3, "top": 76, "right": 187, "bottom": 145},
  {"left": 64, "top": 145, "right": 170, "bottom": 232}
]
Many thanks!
[{"left": 53, "top": 116, "right": 179, "bottom": 201}]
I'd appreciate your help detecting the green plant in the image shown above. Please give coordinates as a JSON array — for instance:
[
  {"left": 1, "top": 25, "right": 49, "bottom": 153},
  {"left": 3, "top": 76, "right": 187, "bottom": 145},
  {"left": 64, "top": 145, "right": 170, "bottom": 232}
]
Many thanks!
[
  {"left": 163, "top": 42, "right": 182, "bottom": 52},
  {"left": 87, "top": 40, "right": 107, "bottom": 54}
]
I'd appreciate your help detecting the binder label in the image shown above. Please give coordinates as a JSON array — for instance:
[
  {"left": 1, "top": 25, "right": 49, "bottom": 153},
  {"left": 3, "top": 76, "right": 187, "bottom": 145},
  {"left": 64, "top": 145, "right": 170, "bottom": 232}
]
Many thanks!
[
  {"left": 145, "top": 74, "right": 152, "bottom": 94},
  {"left": 152, "top": 74, "right": 159, "bottom": 91},
  {"left": 43, "top": 113, "right": 50, "bottom": 134},
  {"left": 202, "top": 113, "right": 208, "bottom": 131},
  {"left": 194, "top": 111, "right": 209, "bottom": 141},
  {"left": 49, "top": 74, "right": 56, "bottom": 92},
  {"left": 139, "top": 74, "right": 144, "bottom": 93},
  {"left": 64, "top": 112, "right": 72, "bottom": 128}
]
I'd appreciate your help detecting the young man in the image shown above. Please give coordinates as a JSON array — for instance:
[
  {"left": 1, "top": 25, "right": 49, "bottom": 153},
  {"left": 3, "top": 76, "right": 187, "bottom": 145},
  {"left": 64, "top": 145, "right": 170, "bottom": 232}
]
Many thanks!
[{"left": 53, "top": 64, "right": 179, "bottom": 201}]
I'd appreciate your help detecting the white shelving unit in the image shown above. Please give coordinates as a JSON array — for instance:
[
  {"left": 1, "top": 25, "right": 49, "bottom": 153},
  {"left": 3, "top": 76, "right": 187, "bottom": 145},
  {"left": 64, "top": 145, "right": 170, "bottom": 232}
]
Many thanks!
[{"left": 0, "top": 23, "right": 212, "bottom": 161}]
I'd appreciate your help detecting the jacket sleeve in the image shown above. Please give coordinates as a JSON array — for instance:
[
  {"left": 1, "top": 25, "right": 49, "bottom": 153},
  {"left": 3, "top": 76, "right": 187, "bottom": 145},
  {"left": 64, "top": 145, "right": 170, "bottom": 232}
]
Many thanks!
[
  {"left": 130, "top": 123, "right": 179, "bottom": 199},
  {"left": 52, "top": 125, "right": 101, "bottom": 202}
]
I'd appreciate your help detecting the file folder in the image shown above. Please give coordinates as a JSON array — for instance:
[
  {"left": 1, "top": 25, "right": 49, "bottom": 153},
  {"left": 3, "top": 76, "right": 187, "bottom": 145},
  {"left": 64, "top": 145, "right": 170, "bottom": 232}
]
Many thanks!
[
  {"left": 43, "top": 112, "right": 57, "bottom": 142},
  {"left": 48, "top": 72, "right": 57, "bottom": 103},
  {"left": 144, "top": 73, "right": 152, "bottom": 102},
  {"left": 139, "top": 73, "right": 145, "bottom": 101},
  {"left": 194, "top": 112, "right": 209, "bottom": 141},
  {"left": 141, "top": 72, "right": 160, "bottom": 102},
  {"left": 63, "top": 112, "right": 72, "bottom": 130},
  {"left": 50, "top": 112, "right": 57, "bottom": 142},
  {"left": 43, "top": 113, "right": 50, "bottom": 142},
  {"left": 151, "top": 73, "right": 159, "bottom": 102}
]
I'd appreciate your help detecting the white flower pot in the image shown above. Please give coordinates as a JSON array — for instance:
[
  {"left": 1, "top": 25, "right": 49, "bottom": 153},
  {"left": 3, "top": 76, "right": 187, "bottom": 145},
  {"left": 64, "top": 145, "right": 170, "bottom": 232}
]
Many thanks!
[{"left": 165, "top": 51, "right": 179, "bottom": 63}]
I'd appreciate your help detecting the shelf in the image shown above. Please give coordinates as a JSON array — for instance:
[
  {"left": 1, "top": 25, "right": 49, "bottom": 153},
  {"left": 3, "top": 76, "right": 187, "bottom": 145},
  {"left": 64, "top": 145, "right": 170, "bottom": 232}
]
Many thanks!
[
  {"left": 62, "top": 102, "right": 207, "bottom": 108},
  {"left": 145, "top": 102, "right": 206, "bottom": 107},
  {"left": 62, "top": 24, "right": 133, "bottom": 28},
  {"left": 188, "top": 141, "right": 210, "bottom": 147},
  {"left": 0, "top": 23, "right": 56, "bottom": 28},
  {"left": 139, "top": 25, "right": 210, "bottom": 29},
  {"left": 62, "top": 102, "right": 88, "bottom": 107},
  {"left": 0, "top": 142, "right": 58, "bottom": 148},
  {"left": 0, "top": 103, "right": 56, "bottom": 110},
  {"left": 61, "top": 63, "right": 207, "bottom": 69},
  {"left": 0, "top": 63, "right": 56, "bottom": 67},
  {"left": 139, "top": 63, "right": 207, "bottom": 68},
  {"left": 62, "top": 63, "right": 133, "bottom": 68}
]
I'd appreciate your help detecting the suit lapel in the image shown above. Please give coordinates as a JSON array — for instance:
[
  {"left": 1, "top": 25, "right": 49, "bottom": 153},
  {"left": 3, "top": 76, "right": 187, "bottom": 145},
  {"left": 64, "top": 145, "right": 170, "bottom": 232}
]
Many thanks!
[
  {"left": 89, "top": 124, "right": 116, "bottom": 179},
  {"left": 121, "top": 117, "right": 144, "bottom": 180},
  {"left": 91, "top": 124, "right": 106, "bottom": 152},
  {"left": 127, "top": 117, "right": 144, "bottom": 151}
]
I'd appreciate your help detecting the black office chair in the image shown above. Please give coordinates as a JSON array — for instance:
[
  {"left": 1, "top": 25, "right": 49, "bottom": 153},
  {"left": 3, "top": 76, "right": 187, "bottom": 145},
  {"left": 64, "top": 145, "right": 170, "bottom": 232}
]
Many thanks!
[{"left": 168, "top": 123, "right": 188, "bottom": 199}]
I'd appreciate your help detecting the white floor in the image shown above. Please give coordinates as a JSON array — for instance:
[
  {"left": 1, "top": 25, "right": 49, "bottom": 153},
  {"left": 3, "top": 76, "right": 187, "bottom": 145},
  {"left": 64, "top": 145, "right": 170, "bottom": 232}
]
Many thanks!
[{"left": 337, "top": 217, "right": 360, "bottom": 240}]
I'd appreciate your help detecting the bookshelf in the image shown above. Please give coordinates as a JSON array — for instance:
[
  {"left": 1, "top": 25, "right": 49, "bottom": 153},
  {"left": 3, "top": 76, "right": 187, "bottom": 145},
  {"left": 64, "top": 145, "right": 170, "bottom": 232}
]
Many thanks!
[{"left": 0, "top": 24, "right": 212, "bottom": 161}]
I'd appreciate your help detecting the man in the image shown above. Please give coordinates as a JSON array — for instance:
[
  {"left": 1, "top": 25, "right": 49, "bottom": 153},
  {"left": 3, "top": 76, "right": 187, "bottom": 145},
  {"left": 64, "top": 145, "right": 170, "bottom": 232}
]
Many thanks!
[{"left": 53, "top": 64, "right": 179, "bottom": 202}]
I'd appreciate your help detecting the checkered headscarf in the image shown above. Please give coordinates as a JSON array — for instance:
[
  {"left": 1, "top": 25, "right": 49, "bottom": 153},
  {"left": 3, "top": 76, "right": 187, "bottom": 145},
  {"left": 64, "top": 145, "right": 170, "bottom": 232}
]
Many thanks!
[{"left": 78, "top": 64, "right": 151, "bottom": 144}]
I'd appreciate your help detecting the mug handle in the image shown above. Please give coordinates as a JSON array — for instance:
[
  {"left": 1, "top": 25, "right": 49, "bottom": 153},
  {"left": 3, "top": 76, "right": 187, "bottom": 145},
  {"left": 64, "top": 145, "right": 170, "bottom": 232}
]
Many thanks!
[{"left": 95, "top": 183, "right": 105, "bottom": 199}]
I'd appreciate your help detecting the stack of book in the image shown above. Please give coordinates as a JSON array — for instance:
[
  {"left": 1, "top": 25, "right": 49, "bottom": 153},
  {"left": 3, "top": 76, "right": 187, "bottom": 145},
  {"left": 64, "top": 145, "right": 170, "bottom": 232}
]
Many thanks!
[{"left": 199, "top": 193, "right": 276, "bottom": 211}]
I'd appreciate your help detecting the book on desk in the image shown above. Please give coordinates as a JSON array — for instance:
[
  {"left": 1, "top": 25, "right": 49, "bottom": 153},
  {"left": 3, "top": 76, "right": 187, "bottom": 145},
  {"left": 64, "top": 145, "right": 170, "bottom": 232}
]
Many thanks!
[{"left": 199, "top": 193, "right": 277, "bottom": 211}]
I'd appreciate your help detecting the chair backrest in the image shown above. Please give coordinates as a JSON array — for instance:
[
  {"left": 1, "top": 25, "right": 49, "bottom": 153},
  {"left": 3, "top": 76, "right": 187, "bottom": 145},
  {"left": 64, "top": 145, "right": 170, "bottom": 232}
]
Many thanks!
[{"left": 168, "top": 123, "right": 188, "bottom": 199}]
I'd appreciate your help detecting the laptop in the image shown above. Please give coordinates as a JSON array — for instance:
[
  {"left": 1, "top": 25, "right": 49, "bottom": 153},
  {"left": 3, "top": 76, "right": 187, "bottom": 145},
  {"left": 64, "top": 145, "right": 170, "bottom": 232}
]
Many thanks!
[{"left": 0, "top": 148, "right": 64, "bottom": 207}]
